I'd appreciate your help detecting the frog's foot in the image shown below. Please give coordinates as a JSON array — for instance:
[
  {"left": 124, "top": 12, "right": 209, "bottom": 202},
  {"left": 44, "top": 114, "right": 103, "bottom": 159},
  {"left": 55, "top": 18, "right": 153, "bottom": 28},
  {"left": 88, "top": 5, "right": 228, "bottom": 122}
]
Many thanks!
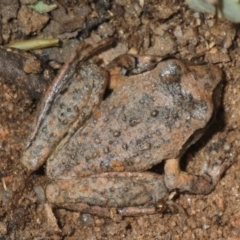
[{"left": 164, "top": 158, "right": 232, "bottom": 195}]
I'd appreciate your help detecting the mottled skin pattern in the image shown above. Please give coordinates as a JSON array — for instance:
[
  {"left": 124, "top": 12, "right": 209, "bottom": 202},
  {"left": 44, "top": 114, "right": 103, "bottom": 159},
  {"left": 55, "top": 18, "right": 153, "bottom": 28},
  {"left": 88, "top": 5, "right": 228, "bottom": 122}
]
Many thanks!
[
  {"left": 21, "top": 39, "right": 228, "bottom": 216},
  {"left": 47, "top": 172, "right": 168, "bottom": 216},
  {"left": 46, "top": 60, "right": 220, "bottom": 179}
]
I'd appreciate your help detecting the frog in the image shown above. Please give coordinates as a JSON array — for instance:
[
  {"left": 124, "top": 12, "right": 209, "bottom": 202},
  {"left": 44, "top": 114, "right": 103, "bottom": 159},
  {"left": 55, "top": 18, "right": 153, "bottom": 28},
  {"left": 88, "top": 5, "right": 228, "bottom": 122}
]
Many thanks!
[{"left": 20, "top": 38, "right": 230, "bottom": 217}]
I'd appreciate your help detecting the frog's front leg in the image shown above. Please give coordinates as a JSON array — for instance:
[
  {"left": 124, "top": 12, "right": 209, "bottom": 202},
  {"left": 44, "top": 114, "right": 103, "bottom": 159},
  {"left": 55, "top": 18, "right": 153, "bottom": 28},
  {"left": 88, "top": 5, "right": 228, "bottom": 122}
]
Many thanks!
[
  {"left": 164, "top": 158, "right": 232, "bottom": 194},
  {"left": 46, "top": 172, "right": 169, "bottom": 217},
  {"left": 106, "top": 54, "right": 163, "bottom": 89}
]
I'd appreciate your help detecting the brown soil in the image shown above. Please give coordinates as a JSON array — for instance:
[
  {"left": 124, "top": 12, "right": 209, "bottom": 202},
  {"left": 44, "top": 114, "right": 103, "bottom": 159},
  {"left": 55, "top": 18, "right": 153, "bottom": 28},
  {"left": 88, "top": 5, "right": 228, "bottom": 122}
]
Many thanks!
[{"left": 0, "top": 0, "right": 240, "bottom": 239}]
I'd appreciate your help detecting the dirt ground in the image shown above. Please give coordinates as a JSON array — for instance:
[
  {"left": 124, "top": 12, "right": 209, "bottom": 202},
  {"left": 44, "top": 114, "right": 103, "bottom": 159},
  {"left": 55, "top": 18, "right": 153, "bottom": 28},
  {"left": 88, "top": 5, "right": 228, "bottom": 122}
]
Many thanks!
[{"left": 0, "top": 0, "right": 240, "bottom": 239}]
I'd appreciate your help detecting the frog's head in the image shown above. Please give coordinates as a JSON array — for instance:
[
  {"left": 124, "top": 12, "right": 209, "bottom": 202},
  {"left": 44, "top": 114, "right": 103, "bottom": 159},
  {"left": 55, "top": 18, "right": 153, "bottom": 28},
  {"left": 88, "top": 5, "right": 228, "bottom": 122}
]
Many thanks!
[
  {"left": 156, "top": 60, "right": 223, "bottom": 112},
  {"left": 188, "top": 63, "right": 223, "bottom": 112},
  {"left": 179, "top": 62, "right": 223, "bottom": 152},
  {"left": 156, "top": 60, "right": 223, "bottom": 155}
]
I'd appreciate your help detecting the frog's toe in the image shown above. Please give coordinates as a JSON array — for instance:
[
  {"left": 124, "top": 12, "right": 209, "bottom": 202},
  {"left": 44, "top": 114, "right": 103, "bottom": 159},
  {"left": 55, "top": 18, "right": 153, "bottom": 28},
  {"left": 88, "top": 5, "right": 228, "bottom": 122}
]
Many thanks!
[
  {"left": 164, "top": 157, "right": 232, "bottom": 195},
  {"left": 203, "top": 157, "right": 233, "bottom": 185}
]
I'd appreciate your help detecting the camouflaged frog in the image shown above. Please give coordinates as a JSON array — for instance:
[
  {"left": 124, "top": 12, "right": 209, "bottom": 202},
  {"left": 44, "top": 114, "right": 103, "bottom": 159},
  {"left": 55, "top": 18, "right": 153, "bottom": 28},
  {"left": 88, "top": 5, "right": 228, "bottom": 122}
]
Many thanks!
[{"left": 21, "top": 38, "right": 229, "bottom": 216}]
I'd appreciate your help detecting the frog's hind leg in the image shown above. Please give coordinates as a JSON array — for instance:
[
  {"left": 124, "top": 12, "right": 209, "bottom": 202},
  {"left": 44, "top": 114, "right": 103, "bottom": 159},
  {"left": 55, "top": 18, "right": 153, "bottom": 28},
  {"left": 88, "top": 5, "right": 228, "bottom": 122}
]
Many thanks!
[
  {"left": 164, "top": 158, "right": 232, "bottom": 195},
  {"left": 46, "top": 172, "right": 169, "bottom": 217}
]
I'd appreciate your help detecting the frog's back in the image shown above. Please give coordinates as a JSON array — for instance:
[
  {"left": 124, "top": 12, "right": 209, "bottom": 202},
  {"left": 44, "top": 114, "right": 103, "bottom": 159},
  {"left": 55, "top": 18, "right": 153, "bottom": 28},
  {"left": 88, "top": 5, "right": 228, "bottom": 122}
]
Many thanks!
[{"left": 46, "top": 60, "right": 222, "bottom": 179}]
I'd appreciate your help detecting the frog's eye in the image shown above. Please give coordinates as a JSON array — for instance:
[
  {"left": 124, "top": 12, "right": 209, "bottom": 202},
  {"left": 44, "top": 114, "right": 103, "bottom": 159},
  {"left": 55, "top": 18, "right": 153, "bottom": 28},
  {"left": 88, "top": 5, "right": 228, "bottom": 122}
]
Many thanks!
[{"left": 158, "top": 61, "right": 182, "bottom": 83}]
